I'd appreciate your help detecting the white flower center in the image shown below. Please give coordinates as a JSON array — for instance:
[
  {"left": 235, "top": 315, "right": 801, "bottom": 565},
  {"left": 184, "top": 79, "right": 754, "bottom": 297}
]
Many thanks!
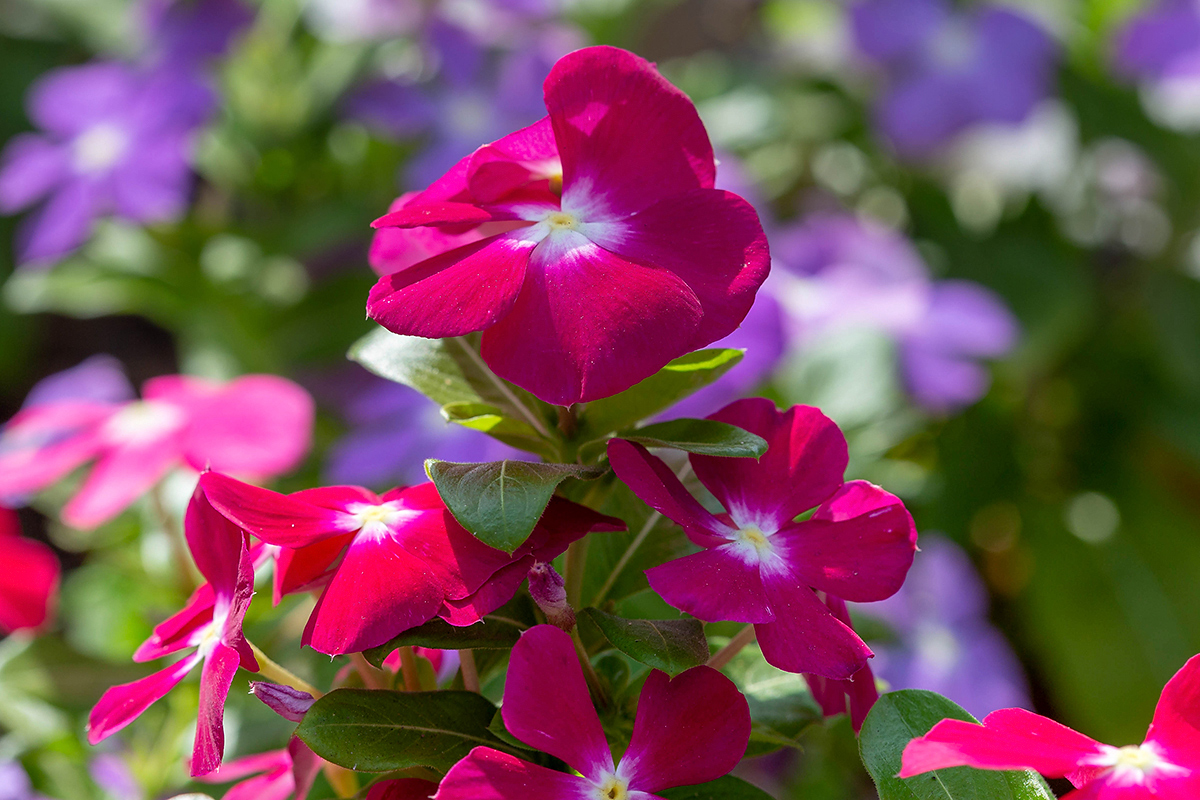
[
  {"left": 72, "top": 123, "right": 129, "bottom": 173},
  {"left": 1086, "top": 743, "right": 1189, "bottom": 785},
  {"left": 593, "top": 774, "right": 629, "bottom": 800},
  {"left": 102, "top": 401, "right": 186, "bottom": 445},
  {"left": 345, "top": 502, "right": 409, "bottom": 538}
]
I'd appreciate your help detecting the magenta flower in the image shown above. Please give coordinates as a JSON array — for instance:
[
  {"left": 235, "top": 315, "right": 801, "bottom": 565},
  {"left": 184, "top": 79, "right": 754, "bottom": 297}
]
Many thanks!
[
  {"left": 0, "top": 507, "right": 60, "bottom": 633},
  {"left": 368, "top": 779, "right": 439, "bottom": 800},
  {"left": 199, "top": 471, "right": 624, "bottom": 654},
  {"left": 87, "top": 484, "right": 258, "bottom": 776},
  {"left": 436, "top": 624, "right": 751, "bottom": 800},
  {"left": 802, "top": 595, "right": 879, "bottom": 732},
  {"left": 195, "top": 740, "right": 321, "bottom": 800},
  {"left": 0, "top": 363, "right": 314, "bottom": 529},
  {"left": 366, "top": 45, "right": 770, "bottom": 405},
  {"left": 607, "top": 398, "right": 918, "bottom": 679},
  {"left": 901, "top": 654, "right": 1200, "bottom": 798}
]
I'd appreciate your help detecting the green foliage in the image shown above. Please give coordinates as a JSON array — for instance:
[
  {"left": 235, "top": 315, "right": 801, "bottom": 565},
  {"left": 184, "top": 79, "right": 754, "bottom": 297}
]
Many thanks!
[
  {"left": 295, "top": 689, "right": 509, "bottom": 773},
  {"left": 621, "top": 418, "right": 768, "bottom": 457},
  {"left": 659, "top": 776, "right": 778, "bottom": 800},
  {"left": 580, "top": 608, "right": 709, "bottom": 676},
  {"left": 858, "top": 690, "right": 1055, "bottom": 800}
]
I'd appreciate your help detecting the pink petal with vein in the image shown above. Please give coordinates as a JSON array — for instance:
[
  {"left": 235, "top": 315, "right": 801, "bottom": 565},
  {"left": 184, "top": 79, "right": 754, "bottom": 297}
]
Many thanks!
[
  {"left": 133, "top": 582, "right": 215, "bottom": 662},
  {"left": 503, "top": 625, "right": 613, "bottom": 779},
  {"left": 200, "top": 472, "right": 356, "bottom": 548},
  {"left": 480, "top": 231, "right": 702, "bottom": 404},
  {"left": 545, "top": 46, "right": 714, "bottom": 219},
  {"left": 191, "top": 641, "right": 243, "bottom": 776},
  {"left": 646, "top": 546, "right": 774, "bottom": 624},
  {"left": 620, "top": 667, "right": 750, "bottom": 793},
  {"left": 755, "top": 576, "right": 872, "bottom": 678},
  {"left": 368, "top": 234, "right": 535, "bottom": 339},
  {"left": 435, "top": 747, "right": 595, "bottom": 800},
  {"left": 371, "top": 201, "right": 513, "bottom": 229},
  {"left": 88, "top": 650, "right": 203, "bottom": 744},
  {"left": 899, "top": 708, "right": 1107, "bottom": 779},
  {"left": 691, "top": 399, "right": 848, "bottom": 531},
  {"left": 273, "top": 534, "right": 352, "bottom": 602},
  {"left": 370, "top": 193, "right": 489, "bottom": 276},
  {"left": 466, "top": 116, "right": 560, "bottom": 203},
  {"left": 1146, "top": 653, "right": 1200, "bottom": 770}
]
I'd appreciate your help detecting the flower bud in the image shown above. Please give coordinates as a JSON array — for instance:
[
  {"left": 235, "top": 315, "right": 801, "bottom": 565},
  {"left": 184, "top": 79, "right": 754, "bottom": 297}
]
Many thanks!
[
  {"left": 528, "top": 561, "right": 575, "bottom": 631},
  {"left": 249, "top": 682, "right": 315, "bottom": 722}
]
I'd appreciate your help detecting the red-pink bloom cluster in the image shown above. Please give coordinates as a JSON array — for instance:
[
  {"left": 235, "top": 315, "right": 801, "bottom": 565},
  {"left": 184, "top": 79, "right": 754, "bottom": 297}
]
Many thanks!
[
  {"left": 366, "top": 45, "right": 770, "bottom": 405},
  {"left": 0, "top": 507, "right": 59, "bottom": 633},
  {"left": 901, "top": 654, "right": 1200, "bottom": 799},
  {"left": 608, "top": 398, "right": 918, "bottom": 680},
  {"left": 0, "top": 371, "right": 313, "bottom": 529},
  {"left": 199, "top": 471, "right": 624, "bottom": 654}
]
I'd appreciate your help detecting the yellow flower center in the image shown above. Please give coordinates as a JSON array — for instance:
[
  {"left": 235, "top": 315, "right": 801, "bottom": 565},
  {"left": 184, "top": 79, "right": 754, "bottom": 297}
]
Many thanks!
[
  {"left": 594, "top": 775, "right": 628, "bottom": 800},
  {"left": 545, "top": 211, "right": 579, "bottom": 230}
]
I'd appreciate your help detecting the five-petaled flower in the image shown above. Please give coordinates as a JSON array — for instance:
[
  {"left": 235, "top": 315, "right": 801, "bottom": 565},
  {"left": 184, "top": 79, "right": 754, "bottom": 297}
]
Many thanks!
[
  {"left": 199, "top": 471, "right": 624, "bottom": 655},
  {"left": 87, "top": 484, "right": 258, "bottom": 776},
  {"left": 608, "top": 397, "right": 918, "bottom": 679},
  {"left": 900, "top": 653, "right": 1200, "bottom": 798},
  {"left": 366, "top": 44, "right": 770, "bottom": 406},
  {"left": 0, "top": 357, "right": 314, "bottom": 530},
  {"left": 436, "top": 624, "right": 751, "bottom": 800}
]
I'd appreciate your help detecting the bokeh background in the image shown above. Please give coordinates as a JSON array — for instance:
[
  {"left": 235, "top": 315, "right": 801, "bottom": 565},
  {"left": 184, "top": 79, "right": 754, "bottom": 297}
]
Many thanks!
[{"left": 2, "top": 0, "right": 1200, "bottom": 798}]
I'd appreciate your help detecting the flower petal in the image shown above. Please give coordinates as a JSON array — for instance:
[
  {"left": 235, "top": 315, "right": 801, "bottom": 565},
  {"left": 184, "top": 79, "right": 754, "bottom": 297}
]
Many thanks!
[
  {"left": 646, "top": 546, "right": 774, "bottom": 624},
  {"left": 191, "top": 641, "right": 243, "bottom": 776},
  {"left": 619, "top": 667, "right": 751, "bottom": 793},
  {"left": 775, "top": 483, "right": 917, "bottom": 602},
  {"left": 435, "top": 747, "right": 595, "bottom": 800},
  {"left": 27, "top": 62, "right": 138, "bottom": 137},
  {"left": 466, "top": 116, "right": 560, "bottom": 203},
  {"left": 690, "top": 399, "right": 848, "bottom": 531},
  {"left": 17, "top": 179, "right": 99, "bottom": 265},
  {"left": 185, "top": 483, "right": 250, "bottom": 602},
  {"left": 0, "top": 529, "right": 60, "bottom": 633},
  {"left": 368, "top": 233, "right": 535, "bottom": 339},
  {"left": 899, "top": 708, "right": 1106, "bottom": 779},
  {"left": 0, "top": 134, "right": 69, "bottom": 213},
  {"left": 1146, "top": 653, "right": 1200, "bottom": 768},
  {"left": 481, "top": 231, "right": 703, "bottom": 404},
  {"left": 502, "top": 625, "right": 614, "bottom": 779},
  {"left": 133, "top": 582, "right": 215, "bottom": 662},
  {"left": 199, "top": 472, "right": 358, "bottom": 548},
  {"left": 366, "top": 778, "right": 439, "bottom": 800},
  {"left": 0, "top": 402, "right": 111, "bottom": 500},
  {"left": 87, "top": 650, "right": 203, "bottom": 744},
  {"left": 607, "top": 439, "right": 731, "bottom": 547},
  {"left": 371, "top": 201, "right": 515, "bottom": 230},
  {"left": 273, "top": 534, "right": 353, "bottom": 603},
  {"left": 545, "top": 46, "right": 715, "bottom": 218},
  {"left": 755, "top": 576, "right": 871, "bottom": 678},
  {"left": 61, "top": 438, "right": 181, "bottom": 529},
  {"left": 582, "top": 188, "right": 769, "bottom": 348}
]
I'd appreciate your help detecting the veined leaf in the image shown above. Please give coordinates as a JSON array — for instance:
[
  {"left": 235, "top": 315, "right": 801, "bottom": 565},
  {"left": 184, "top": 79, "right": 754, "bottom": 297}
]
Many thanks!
[
  {"left": 581, "top": 608, "right": 708, "bottom": 676},
  {"left": 363, "top": 614, "right": 529, "bottom": 667},
  {"left": 623, "top": 418, "right": 767, "bottom": 458}
]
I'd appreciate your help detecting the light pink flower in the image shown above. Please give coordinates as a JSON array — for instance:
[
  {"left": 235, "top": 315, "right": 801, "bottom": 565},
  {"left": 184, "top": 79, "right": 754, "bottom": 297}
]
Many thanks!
[
  {"left": 87, "top": 484, "right": 258, "bottom": 776},
  {"left": 607, "top": 398, "right": 918, "bottom": 679},
  {"left": 195, "top": 739, "right": 321, "bottom": 800},
  {"left": 366, "top": 45, "right": 770, "bottom": 405},
  {"left": 436, "top": 624, "right": 751, "bottom": 800},
  {"left": 199, "top": 471, "right": 624, "bottom": 655},
  {"left": 0, "top": 507, "right": 60, "bottom": 633},
  {"left": 0, "top": 364, "right": 314, "bottom": 529},
  {"left": 900, "top": 653, "right": 1200, "bottom": 799}
]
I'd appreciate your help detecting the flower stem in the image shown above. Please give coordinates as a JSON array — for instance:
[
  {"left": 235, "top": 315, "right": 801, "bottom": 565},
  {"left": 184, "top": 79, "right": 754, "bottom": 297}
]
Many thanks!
[
  {"left": 349, "top": 651, "right": 389, "bottom": 691},
  {"left": 248, "top": 641, "right": 322, "bottom": 698},
  {"left": 397, "top": 646, "right": 422, "bottom": 692},
  {"left": 322, "top": 763, "right": 359, "bottom": 799},
  {"left": 572, "top": 629, "right": 608, "bottom": 709},
  {"left": 564, "top": 538, "right": 588, "bottom": 610},
  {"left": 707, "top": 624, "right": 757, "bottom": 671},
  {"left": 459, "top": 649, "right": 480, "bottom": 692}
]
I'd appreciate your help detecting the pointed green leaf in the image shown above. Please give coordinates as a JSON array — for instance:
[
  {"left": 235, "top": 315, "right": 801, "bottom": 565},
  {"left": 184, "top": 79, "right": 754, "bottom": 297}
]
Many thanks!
[
  {"left": 859, "top": 690, "right": 1056, "bottom": 800},
  {"left": 295, "top": 689, "right": 507, "bottom": 773},
  {"left": 349, "top": 328, "right": 479, "bottom": 407},
  {"left": 440, "top": 401, "right": 556, "bottom": 458},
  {"left": 623, "top": 418, "right": 768, "bottom": 457},
  {"left": 581, "top": 608, "right": 709, "bottom": 676},
  {"left": 577, "top": 349, "right": 744, "bottom": 440},
  {"left": 658, "top": 776, "right": 777, "bottom": 800},
  {"left": 426, "top": 459, "right": 606, "bottom": 553},
  {"left": 363, "top": 614, "right": 530, "bottom": 667}
]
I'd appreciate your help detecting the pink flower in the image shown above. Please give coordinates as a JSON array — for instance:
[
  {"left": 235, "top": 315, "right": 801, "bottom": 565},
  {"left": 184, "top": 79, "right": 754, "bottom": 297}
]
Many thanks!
[
  {"left": 0, "top": 507, "right": 60, "bottom": 633},
  {"left": 87, "top": 484, "right": 259, "bottom": 776},
  {"left": 366, "top": 45, "right": 770, "bottom": 405},
  {"left": 607, "top": 398, "right": 918, "bottom": 679},
  {"left": 802, "top": 596, "right": 879, "bottom": 732},
  {"left": 367, "top": 779, "right": 439, "bottom": 800},
  {"left": 436, "top": 624, "right": 751, "bottom": 800},
  {"left": 0, "top": 364, "right": 314, "bottom": 529},
  {"left": 198, "top": 471, "right": 624, "bottom": 655},
  {"left": 195, "top": 739, "right": 321, "bottom": 800},
  {"left": 900, "top": 653, "right": 1200, "bottom": 798}
]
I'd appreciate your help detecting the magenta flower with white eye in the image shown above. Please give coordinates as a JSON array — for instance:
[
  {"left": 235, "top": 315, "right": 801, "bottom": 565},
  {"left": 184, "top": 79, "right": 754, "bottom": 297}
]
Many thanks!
[{"left": 436, "top": 624, "right": 751, "bottom": 800}]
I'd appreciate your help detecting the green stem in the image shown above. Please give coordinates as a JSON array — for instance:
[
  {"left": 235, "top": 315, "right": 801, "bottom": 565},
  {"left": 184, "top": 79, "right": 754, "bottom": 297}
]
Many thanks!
[
  {"left": 397, "top": 646, "right": 422, "bottom": 692},
  {"left": 572, "top": 629, "right": 608, "bottom": 709},
  {"left": 564, "top": 538, "right": 589, "bottom": 610},
  {"left": 350, "top": 651, "right": 388, "bottom": 690},
  {"left": 248, "top": 641, "right": 322, "bottom": 698},
  {"left": 707, "top": 624, "right": 757, "bottom": 671}
]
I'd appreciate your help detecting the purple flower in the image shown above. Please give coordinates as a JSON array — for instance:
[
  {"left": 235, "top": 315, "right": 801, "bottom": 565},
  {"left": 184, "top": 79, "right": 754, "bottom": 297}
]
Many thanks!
[
  {"left": 141, "top": 0, "right": 253, "bottom": 72},
  {"left": 857, "top": 536, "right": 1031, "bottom": 719},
  {"left": 774, "top": 214, "right": 1018, "bottom": 412},
  {"left": 0, "top": 62, "right": 210, "bottom": 267},
  {"left": 850, "top": 0, "right": 1058, "bottom": 156},
  {"left": 1112, "top": 0, "right": 1200, "bottom": 130},
  {"left": 0, "top": 761, "right": 49, "bottom": 800}
]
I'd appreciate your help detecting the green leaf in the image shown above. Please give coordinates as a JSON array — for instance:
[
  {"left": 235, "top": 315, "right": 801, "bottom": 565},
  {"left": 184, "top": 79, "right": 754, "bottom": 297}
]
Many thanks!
[
  {"left": 658, "top": 776, "right": 777, "bottom": 800},
  {"left": 859, "top": 690, "right": 1056, "bottom": 800},
  {"left": 577, "top": 349, "right": 744, "bottom": 440},
  {"left": 295, "top": 688, "right": 506, "bottom": 773},
  {"left": 349, "top": 328, "right": 479, "bottom": 407},
  {"left": 581, "top": 608, "right": 709, "bottom": 676},
  {"left": 721, "top": 642, "right": 822, "bottom": 757},
  {"left": 363, "top": 614, "right": 529, "bottom": 667},
  {"left": 440, "top": 401, "right": 556, "bottom": 458},
  {"left": 623, "top": 418, "right": 768, "bottom": 458},
  {"left": 426, "top": 459, "right": 605, "bottom": 553}
]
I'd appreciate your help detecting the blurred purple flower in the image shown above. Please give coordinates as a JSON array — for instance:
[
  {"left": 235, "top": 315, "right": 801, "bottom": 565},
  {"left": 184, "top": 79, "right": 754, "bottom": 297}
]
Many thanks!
[
  {"left": 1112, "top": 0, "right": 1200, "bottom": 130},
  {"left": 324, "top": 374, "right": 524, "bottom": 490},
  {"left": 0, "top": 761, "right": 48, "bottom": 800},
  {"left": 850, "top": 0, "right": 1057, "bottom": 157},
  {"left": 856, "top": 536, "right": 1031, "bottom": 719},
  {"left": 774, "top": 214, "right": 1017, "bottom": 412},
  {"left": 22, "top": 354, "right": 134, "bottom": 408},
  {"left": 89, "top": 754, "right": 141, "bottom": 800},
  {"left": 0, "top": 62, "right": 211, "bottom": 267},
  {"left": 141, "top": 0, "right": 253, "bottom": 72}
]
